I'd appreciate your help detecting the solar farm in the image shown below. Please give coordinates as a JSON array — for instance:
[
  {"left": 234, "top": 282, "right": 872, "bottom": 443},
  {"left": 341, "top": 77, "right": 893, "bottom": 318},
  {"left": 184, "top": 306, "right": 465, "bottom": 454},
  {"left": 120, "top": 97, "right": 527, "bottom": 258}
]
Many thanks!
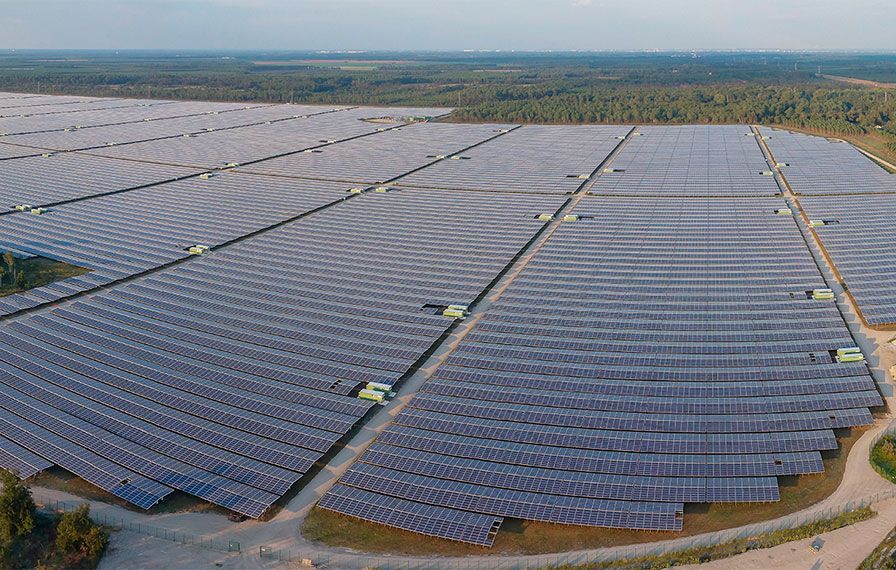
[{"left": 0, "top": 92, "right": 894, "bottom": 551}]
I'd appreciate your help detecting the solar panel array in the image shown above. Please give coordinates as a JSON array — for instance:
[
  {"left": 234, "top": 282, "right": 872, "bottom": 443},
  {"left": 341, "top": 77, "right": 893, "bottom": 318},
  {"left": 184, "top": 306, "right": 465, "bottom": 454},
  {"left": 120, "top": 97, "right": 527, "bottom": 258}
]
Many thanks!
[
  {"left": 397, "top": 125, "right": 632, "bottom": 193},
  {"left": 760, "top": 128, "right": 896, "bottom": 194},
  {"left": 0, "top": 173, "right": 362, "bottom": 316},
  {"left": 0, "top": 92, "right": 590, "bottom": 517},
  {"left": 0, "top": 188, "right": 561, "bottom": 515},
  {"left": 0, "top": 142, "right": 44, "bottom": 160},
  {"left": 1, "top": 104, "right": 347, "bottom": 151},
  {"left": 0, "top": 94, "right": 122, "bottom": 112},
  {"left": 86, "top": 107, "right": 445, "bottom": 168},
  {"left": 321, "top": 197, "right": 881, "bottom": 544},
  {"left": 0, "top": 94, "right": 885, "bottom": 539},
  {"left": 242, "top": 122, "right": 514, "bottom": 184},
  {"left": 0, "top": 101, "right": 262, "bottom": 135},
  {"left": 590, "top": 125, "right": 781, "bottom": 196},
  {"left": 801, "top": 194, "right": 896, "bottom": 326},
  {"left": 0, "top": 152, "right": 201, "bottom": 207}
]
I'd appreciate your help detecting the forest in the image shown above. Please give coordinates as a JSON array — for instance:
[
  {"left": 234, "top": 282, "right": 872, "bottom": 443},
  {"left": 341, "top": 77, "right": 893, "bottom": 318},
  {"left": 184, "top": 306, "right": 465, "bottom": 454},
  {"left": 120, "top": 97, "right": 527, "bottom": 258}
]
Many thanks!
[{"left": 0, "top": 50, "right": 894, "bottom": 153}]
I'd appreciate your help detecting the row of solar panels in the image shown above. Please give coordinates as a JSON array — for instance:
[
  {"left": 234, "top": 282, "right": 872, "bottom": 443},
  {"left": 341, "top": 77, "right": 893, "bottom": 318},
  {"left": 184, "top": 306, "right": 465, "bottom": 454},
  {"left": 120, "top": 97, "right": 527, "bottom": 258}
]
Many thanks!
[
  {"left": 1, "top": 104, "right": 353, "bottom": 151},
  {"left": 320, "top": 197, "right": 882, "bottom": 545},
  {"left": 0, "top": 100, "right": 277, "bottom": 136}
]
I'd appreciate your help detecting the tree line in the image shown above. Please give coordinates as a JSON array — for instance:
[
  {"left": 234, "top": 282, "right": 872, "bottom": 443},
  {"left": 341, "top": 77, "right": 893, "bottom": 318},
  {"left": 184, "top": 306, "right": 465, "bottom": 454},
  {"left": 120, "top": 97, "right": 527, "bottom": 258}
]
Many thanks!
[{"left": 0, "top": 61, "right": 892, "bottom": 139}]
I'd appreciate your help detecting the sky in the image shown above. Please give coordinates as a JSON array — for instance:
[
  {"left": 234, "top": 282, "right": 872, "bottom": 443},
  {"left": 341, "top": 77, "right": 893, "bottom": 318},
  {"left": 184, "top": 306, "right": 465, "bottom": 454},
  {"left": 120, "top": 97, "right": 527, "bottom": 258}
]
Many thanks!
[{"left": 1, "top": 0, "right": 894, "bottom": 51}]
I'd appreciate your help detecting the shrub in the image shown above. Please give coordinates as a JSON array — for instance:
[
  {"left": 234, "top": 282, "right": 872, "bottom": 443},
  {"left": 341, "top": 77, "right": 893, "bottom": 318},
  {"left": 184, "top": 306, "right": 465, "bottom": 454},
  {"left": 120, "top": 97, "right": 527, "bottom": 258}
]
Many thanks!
[
  {"left": 0, "top": 469, "right": 36, "bottom": 541},
  {"left": 871, "top": 435, "right": 896, "bottom": 482},
  {"left": 55, "top": 505, "right": 108, "bottom": 564}
]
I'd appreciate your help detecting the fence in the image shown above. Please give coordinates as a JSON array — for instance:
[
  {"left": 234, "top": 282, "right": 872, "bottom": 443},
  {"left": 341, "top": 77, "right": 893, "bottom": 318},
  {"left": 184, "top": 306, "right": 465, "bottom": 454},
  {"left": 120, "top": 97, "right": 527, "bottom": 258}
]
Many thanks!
[
  {"left": 32, "top": 487, "right": 896, "bottom": 568},
  {"left": 258, "top": 489, "right": 896, "bottom": 569},
  {"left": 871, "top": 421, "right": 896, "bottom": 449},
  {"left": 34, "top": 493, "right": 240, "bottom": 554}
]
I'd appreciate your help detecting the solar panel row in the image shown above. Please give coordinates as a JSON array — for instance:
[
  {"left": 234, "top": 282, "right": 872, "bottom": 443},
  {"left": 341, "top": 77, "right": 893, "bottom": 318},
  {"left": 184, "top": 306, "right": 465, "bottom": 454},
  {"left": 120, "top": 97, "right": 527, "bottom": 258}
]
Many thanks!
[
  {"left": 242, "top": 122, "right": 516, "bottom": 184},
  {"left": 397, "top": 124, "right": 632, "bottom": 194},
  {"left": 0, "top": 101, "right": 271, "bottom": 136},
  {"left": 0, "top": 173, "right": 352, "bottom": 316},
  {"left": 1, "top": 104, "right": 349, "bottom": 151},
  {"left": 89, "top": 107, "right": 451, "bottom": 168}
]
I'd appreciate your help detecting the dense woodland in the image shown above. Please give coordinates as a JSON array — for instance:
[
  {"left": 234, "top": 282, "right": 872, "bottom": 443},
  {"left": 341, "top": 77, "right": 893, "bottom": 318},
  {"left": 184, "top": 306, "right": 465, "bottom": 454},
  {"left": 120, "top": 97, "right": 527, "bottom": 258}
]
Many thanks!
[{"left": 0, "top": 50, "right": 894, "bottom": 148}]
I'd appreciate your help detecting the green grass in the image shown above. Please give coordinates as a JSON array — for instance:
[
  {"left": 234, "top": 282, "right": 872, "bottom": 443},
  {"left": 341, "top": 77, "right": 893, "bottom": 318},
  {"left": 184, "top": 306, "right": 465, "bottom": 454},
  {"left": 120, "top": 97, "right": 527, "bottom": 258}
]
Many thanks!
[
  {"left": 0, "top": 256, "right": 90, "bottom": 298},
  {"left": 302, "top": 426, "right": 868, "bottom": 556}
]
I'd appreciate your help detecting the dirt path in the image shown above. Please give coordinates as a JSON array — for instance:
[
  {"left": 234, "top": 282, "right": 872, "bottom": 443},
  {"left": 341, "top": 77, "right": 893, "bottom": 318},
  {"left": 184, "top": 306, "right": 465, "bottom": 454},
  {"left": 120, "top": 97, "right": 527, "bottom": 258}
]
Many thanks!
[
  {"left": 822, "top": 74, "right": 896, "bottom": 89},
  {"left": 679, "top": 497, "right": 896, "bottom": 570}
]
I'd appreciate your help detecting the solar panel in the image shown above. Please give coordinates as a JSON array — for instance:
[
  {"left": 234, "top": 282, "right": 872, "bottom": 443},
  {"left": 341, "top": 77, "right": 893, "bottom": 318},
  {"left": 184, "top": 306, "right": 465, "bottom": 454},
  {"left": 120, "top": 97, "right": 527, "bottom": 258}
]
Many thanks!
[
  {"left": 397, "top": 124, "right": 631, "bottom": 194},
  {"left": 0, "top": 136, "right": 562, "bottom": 517}
]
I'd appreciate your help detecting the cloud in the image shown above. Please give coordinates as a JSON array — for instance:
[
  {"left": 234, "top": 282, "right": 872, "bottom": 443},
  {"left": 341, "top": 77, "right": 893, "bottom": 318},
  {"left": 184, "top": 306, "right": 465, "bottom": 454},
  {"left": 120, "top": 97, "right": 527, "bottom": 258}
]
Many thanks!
[{"left": 571, "top": 0, "right": 592, "bottom": 5}]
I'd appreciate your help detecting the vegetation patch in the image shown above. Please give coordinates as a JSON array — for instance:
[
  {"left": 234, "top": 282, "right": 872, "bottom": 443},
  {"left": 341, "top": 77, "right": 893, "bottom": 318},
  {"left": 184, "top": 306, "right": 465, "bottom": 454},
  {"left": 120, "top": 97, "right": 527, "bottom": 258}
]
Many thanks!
[
  {"left": 859, "top": 523, "right": 896, "bottom": 569},
  {"left": 0, "top": 251, "right": 90, "bottom": 298},
  {"left": 552, "top": 507, "right": 875, "bottom": 570},
  {"left": 0, "top": 470, "right": 108, "bottom": 569},
  {"left": 871, "top": 434, "right": 896, "bottom": 482},
  {"left": 303, "top": 427, "right": 866, "bottom": 555}
]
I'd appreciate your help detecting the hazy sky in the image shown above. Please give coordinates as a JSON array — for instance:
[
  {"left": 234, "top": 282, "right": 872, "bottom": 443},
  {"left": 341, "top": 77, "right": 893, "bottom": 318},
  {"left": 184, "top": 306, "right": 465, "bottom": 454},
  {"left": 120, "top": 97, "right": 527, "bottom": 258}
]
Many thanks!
[{"left": 1, "top": 0, "right": 894, "bottom": 51}]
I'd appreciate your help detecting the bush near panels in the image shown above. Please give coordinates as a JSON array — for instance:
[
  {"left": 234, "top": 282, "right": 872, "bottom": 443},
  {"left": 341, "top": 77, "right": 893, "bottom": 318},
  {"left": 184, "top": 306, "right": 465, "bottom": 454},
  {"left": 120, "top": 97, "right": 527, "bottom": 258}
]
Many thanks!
[
  {"left": 0, "top": 470, "right": 108, "bottom": 570},
  {"left": 0, "top": 470, "right": 36, "bottom": 542},
  {"left": 871, "top": 435, "right": 896, "bottom": 483},
  {"left": 55, "top": 505, "right": 108, "bottom": 567}
]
